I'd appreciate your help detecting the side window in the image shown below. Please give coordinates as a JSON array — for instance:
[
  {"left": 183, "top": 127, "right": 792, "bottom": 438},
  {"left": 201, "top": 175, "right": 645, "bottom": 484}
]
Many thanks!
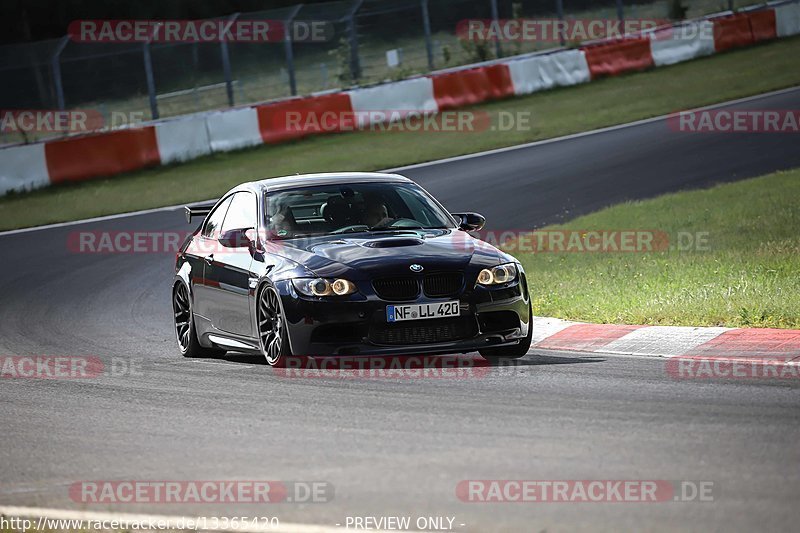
[
  {"left": 221, "top": 192, "right": 257, "bottom": 233},
  {"left": 202, "top": 196, "right": 233, "bottom": 239}
]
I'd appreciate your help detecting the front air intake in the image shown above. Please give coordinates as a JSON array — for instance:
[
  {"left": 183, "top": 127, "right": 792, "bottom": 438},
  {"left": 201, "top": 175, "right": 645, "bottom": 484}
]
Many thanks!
[
  {"left": 372, "top": 277, "right": 419, "bottom": 301},
  {"left": 423, "top": 272, "right": 464, "bottom": 298}
]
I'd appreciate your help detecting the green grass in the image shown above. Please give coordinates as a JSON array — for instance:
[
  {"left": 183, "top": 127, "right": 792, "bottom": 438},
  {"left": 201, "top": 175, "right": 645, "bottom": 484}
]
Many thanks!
[
  {"left": 1, "top": 36, "right": 800, "bottom": 231},
  {"left": 515, "top": 169, "right": 800, "bottom": 329}
]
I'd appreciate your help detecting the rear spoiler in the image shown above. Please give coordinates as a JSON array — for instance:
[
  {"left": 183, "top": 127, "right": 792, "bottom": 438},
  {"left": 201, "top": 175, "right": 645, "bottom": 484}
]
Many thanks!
[{"left": 184, "top": 204, "right": 214, "bottom": 224}]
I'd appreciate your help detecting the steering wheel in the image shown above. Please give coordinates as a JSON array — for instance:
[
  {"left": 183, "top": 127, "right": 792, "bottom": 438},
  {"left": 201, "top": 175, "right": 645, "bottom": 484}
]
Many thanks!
[
  {"left": 331, "top": 224, "right": 370, "bottom": 234},
  {"left": 386, "top": 218, "right": 421, "bottom": 228}
]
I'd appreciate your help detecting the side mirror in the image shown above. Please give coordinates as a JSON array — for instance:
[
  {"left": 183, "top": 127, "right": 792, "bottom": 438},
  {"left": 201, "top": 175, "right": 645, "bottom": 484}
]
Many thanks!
[
  {"left": 219, "top": 228, "right": 254, "bottom": 248},
  {"left": 452, "top": 212, "right": 486, "bottom": 232}
]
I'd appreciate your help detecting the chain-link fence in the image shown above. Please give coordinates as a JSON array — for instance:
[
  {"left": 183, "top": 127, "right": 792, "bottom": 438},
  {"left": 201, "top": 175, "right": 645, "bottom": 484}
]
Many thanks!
[{"left": 0, "top": 0, "right": 755, "bottom": 145}]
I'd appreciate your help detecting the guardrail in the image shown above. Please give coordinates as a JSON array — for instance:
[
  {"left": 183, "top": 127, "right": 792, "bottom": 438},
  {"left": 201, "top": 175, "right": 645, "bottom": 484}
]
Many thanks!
[{"left": 1, "top": 0, "right": 798, "bottom": 196}]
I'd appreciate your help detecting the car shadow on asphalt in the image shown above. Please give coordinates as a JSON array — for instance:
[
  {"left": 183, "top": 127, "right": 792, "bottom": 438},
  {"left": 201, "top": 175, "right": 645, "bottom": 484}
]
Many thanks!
[
  {"left": 511, "top": 353, "right": 606, "bottom": 366},
  {"left": 206, "top": 351, "right": 605, "bottom": 369}
]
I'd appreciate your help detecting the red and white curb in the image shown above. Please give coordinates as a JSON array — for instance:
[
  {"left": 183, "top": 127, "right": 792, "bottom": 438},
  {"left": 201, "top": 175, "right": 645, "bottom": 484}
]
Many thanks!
[{"left": 531, "top": 316, "right": 800, "bottom": 361}]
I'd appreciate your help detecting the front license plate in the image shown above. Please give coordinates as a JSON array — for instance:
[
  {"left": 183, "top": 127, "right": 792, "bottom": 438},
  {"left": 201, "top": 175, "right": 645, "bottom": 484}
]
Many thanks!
[{"left": 386, "top": 301, "right": 460, "bottom": 322}]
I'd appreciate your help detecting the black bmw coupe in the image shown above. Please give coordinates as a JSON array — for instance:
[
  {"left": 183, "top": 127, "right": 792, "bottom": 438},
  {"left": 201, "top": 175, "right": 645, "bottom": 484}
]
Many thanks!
[{"left": 173, "top": 172, "right": 532, "bottom": 366}]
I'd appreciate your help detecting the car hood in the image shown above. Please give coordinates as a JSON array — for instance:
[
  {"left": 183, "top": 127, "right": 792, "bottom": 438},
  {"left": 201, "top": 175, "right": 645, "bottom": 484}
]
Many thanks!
[{"left": 265, "top": 229, "right": 508, "bottom": 279}]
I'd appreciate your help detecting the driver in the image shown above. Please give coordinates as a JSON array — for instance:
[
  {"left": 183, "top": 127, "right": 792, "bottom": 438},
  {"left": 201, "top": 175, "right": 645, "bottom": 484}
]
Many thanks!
[
  {"left": 363, "top": 194, "right": 392, "bottom": 228},
  {"left": 269, "top": 197, "right": 297, "bottom": 237}
]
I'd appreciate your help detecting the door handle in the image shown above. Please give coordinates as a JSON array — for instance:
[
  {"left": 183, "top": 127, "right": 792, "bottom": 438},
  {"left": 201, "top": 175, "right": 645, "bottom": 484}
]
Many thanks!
[{"left": 204, "top": 254, "right": 214, "bottom": 265}]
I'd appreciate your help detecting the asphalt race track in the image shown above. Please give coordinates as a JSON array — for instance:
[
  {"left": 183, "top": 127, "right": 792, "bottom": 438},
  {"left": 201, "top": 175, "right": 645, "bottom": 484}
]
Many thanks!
[{"left": 1, "top": 89, "right": 799, "bottom": 531}]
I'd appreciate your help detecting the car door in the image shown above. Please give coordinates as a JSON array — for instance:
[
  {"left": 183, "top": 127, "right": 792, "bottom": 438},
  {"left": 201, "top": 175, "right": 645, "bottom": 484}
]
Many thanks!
[
  {"left": 192, "top": 195, "right": 233, "bottom": 323},
  {"left": 203, "top": 191, "right": 257, "bottom": 337}
]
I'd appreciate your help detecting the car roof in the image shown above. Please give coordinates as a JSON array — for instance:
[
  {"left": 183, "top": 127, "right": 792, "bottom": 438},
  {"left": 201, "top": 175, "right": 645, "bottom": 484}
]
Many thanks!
[{"left": 234, "top": 172, "right": 413, "bottom": 195}]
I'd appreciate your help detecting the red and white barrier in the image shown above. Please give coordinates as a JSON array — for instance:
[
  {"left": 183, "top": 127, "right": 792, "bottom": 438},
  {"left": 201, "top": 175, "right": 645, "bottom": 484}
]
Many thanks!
[
  {"left": 0, "top": 143, "right": 50, "bottom": 193},
  {"left": 348, "top": 77, "right": 438, "bottom": 126},
  {"left": 0, "top": 5, "right": 792, "bottom": 196},
  {"left": 748, "top": 9, "right": 778, "bottom": 42},
  {"left": 583, "top": 37, "right": 655, "bottom": 79},
  {"left": 257, "top": 93, "right": 354, "bottom": 143},
  {"left": 45, "top": 128, "right": 160, "bottom": 185},
  {"left": 711, "top": 9, "right": 778, "bottom": 52},
  {"left": 432, "top": 64, "right": 514, "bottom": 110},
  {"left": 775, "top": 2, "right": 800, "bottom": 37},
  {"left": 712, "top": 13, "right": 755, "bottom": 51},
  {"left": 507, "top": 50, "right": 590, "bottom": 96},
  {"left": 154, "top": 114, "right": 212, "bottom": 164},
  {"left": 205, "top": 107, "right": 262, "bottom": 152},
  {"left": 648, "top": 20, "right": 715, "bottom": 66}
]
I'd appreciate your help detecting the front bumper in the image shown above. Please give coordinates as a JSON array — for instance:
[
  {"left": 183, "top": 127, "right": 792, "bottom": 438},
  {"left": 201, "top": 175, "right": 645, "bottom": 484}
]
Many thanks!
[{"left": 277, "top": 276, "right": 531, "bottom": 357}]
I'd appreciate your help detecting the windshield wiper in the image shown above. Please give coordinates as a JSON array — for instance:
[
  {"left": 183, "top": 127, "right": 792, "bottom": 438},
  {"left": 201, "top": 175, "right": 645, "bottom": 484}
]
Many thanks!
[
  {"left": 276, "top": 232, "right": 317, "bottom": 239},
  {"left": 331, "top": 225, "right": 371, "bottom": 234},
  {"left": 368, "top": 225, "right": 449, "bottom": 232}
]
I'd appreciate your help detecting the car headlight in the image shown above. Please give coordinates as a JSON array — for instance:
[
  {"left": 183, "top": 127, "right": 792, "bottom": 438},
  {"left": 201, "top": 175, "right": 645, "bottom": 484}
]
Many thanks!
[
  {"left": 292, "top": 278, "right": 357, "bottom": 297},
  {"left": 476, "top": 263, "right": 518, "bottom": 286}
]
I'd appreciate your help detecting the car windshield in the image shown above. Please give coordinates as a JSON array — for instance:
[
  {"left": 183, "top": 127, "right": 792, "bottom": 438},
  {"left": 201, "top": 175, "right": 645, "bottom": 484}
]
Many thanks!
[{"left": 265, "top": 181, "right": 456, "bottom": 239}]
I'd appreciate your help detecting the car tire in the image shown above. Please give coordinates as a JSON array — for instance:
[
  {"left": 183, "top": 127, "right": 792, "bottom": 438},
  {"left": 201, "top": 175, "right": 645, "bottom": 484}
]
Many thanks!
[
  {"left": 479, "top": 302, "right": 533, "bottom": 362},
  {"left": 173, "top": 282, "right": 226, "bottom": 358},
  {"left": 257, "top": 284, "right": 296, "bottom": 367}
]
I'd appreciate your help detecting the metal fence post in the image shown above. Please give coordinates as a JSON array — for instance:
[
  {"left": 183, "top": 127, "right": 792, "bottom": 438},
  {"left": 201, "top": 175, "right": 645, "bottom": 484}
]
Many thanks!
[
  {"left": 142, "top": 41, "right": 159, "bottom": 120},
  {"left": 556, "top": 0, "right": 565, "bottom": 46},
  {"left": 51, "top": 36, "right": 69, "bottom": 110},
  {"left": 490, "top": 0, "right": 502, "bottom": 58},
  {"left": 284, "top": 5, "right": 303, "bottom": 96},
  {"left": 221, "top": 13, "right": 239, "bottom": 107},
  {"left": 616, "top": 0, "right": 624, "bottom": 22},
  {"left": 347, "top": 0, "right": 364, "bottom": 83},
  {"left": 421, "top": 0, "right": 434, "bottom": 70}
]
